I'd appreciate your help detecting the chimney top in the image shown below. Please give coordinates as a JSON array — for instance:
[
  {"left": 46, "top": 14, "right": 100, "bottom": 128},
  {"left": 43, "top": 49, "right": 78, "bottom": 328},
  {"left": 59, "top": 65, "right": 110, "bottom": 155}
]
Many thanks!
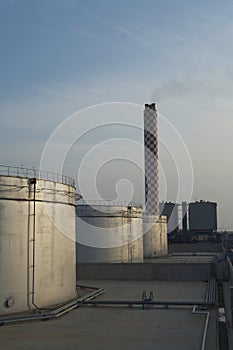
[{"left": 145, "top": 103, "right": 156, "bottom": 111}]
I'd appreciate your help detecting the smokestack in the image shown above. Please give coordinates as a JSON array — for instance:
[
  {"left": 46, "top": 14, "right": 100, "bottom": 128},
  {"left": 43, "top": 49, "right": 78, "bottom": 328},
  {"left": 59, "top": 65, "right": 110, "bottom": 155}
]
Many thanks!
[{"left": 144, "top": 103, "right": 159, "bottom": 216}]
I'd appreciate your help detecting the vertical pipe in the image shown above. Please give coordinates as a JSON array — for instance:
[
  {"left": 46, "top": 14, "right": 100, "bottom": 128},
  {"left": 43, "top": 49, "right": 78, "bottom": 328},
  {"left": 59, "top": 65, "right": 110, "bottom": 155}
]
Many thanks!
[
  {"left": 26, "top": 181, "right": 31, "bottom": 310},
  {"left": 182, "top": 201, "right": 188, "bottom": 231},
  {"left": 27, "top": 178, "right": 41, "bottom": 310},
  {"left": 31, "top": 178, "right": 38, "bottom": 309},
  {"left": 128, "top": 207, "right": 132, "bottom": 263}
]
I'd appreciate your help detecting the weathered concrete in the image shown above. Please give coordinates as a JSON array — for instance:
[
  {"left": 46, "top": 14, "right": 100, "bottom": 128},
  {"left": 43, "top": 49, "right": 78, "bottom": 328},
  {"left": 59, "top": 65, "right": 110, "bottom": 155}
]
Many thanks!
[
  {"left": 76, "top": 205, "right": 143, "bottom": 263},
  {"left": 0, "top": 175, "right": 76, "bottom": 315},
  {"left": 0, "top": 281, "right": 217, "bottom": 350},
  {"left": 143, "top": 215, "right": 168, "bottom": 258},
  {"left": 77, "top": 262, "right": 213, "bottom": 281}
]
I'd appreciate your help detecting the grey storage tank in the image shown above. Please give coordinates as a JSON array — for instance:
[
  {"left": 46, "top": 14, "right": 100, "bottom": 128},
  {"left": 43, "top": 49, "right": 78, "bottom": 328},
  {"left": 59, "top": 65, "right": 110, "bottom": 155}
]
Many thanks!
[
  {"left": 0, "top": 166, "right": 76, "bottom": 316},
  {"left": 189, "top": 200, "right": 217, "bottom": 231},
  {"left": 76, "top": 202, "right": 143, "bottom": 263},
  {"left": 159, "top": 202, "right": 179, "bottom": 233}
]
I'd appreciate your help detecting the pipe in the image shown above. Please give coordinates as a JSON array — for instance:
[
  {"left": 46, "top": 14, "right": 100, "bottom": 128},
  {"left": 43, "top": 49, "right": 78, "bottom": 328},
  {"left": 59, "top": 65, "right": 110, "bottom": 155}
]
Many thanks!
[
  {"left": 208, "top": 278, "right": 216, "bottom": 305},
  {"left": 26, "top": 181, "right": 31, "bottom": 310},
  {"left": 192, "top": 305, "right": 210, "bottom": 350},
  {"left": 26, "top": 178, "right": 40, "bottom": 310},
  {"left": 26, "top": 178, "right": 77, "bottom": 311},
  {"left": 0, "top": 287, "right": 104, "bottom": 326},
  {"left": 205, "top": 278, "right": 216, "bottom": 305},
  {"left": 77, "top": 289, "right": 105, "bottom": 303},
  {"left": 31, "top": 178, "right": 40, "bottom": 310},
  {"left": 0, "top": 299, "right": 79, "bottom": 325},
  {"left": 182, "top": 202, "right": 188, "bottom": 231},
  {"left": 80, "top": 278, "right": 216, "bottom": 307},
  {"left": 80, "top": 300, "right": 211, "bottom": 306},
  {"left": 26, "top": 178, "right": 41, "bottom": 310},
  {"left": 77, "top": 284, "right": 103, "bottom": 290}
]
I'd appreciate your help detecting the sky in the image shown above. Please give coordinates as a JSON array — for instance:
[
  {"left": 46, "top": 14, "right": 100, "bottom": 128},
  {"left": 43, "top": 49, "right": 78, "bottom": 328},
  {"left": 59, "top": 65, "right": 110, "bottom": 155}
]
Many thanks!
[{"left": 1, "top": 0, "right": 233, "bottom": 229}]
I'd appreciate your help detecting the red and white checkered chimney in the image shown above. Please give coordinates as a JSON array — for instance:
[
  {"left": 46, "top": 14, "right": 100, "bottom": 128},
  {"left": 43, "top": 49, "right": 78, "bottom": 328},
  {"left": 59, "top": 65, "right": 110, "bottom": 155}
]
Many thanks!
[{"left": 144, "top": 103, "right": 159, "bottom": 216}]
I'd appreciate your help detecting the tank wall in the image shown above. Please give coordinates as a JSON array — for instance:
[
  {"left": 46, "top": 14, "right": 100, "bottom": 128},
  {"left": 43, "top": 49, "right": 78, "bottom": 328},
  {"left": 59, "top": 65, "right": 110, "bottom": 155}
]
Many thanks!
[
  {"left": 0, "top": 199, "right": 28, "bottom": 314},
  {"left": 34, "top": 201, "right": 76, "bottom": 307},
  {"left": 160, "top": 215, "right": 168, "bottom": 255},
  {"left": 159, "top": 202, "right": 179, "bottom": 233},
  {"left": 76, "top": 205, "right": 143, "bottom": 263},
  {"left": 189, "top": 202, "right": 217, "bottom": 231},
  {"left": 143, "top": 215, "right": 168, "bottom": 258},
  {"left": 0, "top": 175, "right": 76, "bottom": 315},
  {"left": 77, "top": 237, "right": 143, "bottom": 263}
]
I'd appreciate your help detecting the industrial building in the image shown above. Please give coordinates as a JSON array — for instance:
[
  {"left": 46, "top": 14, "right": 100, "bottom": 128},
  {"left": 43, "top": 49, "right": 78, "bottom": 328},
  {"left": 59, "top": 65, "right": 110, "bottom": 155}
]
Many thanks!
[
  {"left": 1, "top": 104, "right": 232, "bottom": 349},
  {"left": 160, "top": 200, "right": 218, "bottom": 243},
  {"left": 189, "top": 200, "right": 217, "bottom": 240}
]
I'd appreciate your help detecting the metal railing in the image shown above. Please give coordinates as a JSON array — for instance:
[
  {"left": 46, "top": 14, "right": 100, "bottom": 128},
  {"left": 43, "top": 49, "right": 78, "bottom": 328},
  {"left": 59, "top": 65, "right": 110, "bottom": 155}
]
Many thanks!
[
  {"left": 0, "top": 165, "right": 75, "bottom": 187},
  {"left": 76, "top": 198, "right": 143, "bottom": 208}
]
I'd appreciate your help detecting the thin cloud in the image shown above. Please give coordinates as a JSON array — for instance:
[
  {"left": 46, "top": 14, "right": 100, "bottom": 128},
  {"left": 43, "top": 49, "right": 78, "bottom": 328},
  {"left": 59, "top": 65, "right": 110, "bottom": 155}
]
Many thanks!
[
  {"left": 113, "top": 24, "right": 152, "bottom": 47},
  {"left": 152, "top": 76, "right": 233, "bottom": 102},
  {"left": 93, "top": 14, "right": 152, "bottom": 47},
  {"left": 69, "top": 25, "right": 116, "bottom": 48}
]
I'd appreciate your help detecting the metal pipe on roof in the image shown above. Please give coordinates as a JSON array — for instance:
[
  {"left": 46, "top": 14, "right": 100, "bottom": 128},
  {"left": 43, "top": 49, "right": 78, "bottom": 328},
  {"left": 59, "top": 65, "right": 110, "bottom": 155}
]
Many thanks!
[
  {"left": 192, "top": 305, "right": 210, "bottom": 350},
  {"left": 0, "top": 287, "right": 104, "bottom": 326},
  {"left": 80, "top": 300, "right": 213, "bottom": 306}
]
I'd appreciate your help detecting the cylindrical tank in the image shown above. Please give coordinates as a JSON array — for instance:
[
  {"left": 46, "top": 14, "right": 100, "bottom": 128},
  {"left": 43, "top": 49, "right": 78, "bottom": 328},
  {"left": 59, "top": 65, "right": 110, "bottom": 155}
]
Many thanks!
[
  {"left": 0, "top": 167, "right": 76, "bottom": 315},
  {"left": 76, "top": 203, "right": 143, "bottom": 263},
  {"left": 143, "top": 214, "right": 168, "bottom": 258},
  {"left": 189, "top": 200, "right": 217, "bottom": 231},
  {"left": 159, "top": 202, "right": 179, "bottom": 233}
]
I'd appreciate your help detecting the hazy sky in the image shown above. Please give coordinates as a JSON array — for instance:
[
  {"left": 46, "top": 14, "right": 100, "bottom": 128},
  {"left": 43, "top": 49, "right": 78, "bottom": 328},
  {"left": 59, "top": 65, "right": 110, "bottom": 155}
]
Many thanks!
[{"left": 1, "top": 0, "right": 233, "bottom": 229}]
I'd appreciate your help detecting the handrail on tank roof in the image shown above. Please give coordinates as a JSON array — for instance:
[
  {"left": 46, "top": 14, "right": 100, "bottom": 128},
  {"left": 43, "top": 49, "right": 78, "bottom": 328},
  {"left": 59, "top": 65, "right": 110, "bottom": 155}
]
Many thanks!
[
  {"left": 0, "top": 164, "right": 75, "bottom": 187},
  {"left": 76, "top": 198, "right": 143, "bottom": 208}
]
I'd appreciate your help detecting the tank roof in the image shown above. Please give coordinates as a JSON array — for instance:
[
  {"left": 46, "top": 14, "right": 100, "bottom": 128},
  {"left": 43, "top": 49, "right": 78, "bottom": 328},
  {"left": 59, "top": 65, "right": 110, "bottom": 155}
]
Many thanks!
[{"left": 0, "top": 164, "right": 75, "bottom": 187}]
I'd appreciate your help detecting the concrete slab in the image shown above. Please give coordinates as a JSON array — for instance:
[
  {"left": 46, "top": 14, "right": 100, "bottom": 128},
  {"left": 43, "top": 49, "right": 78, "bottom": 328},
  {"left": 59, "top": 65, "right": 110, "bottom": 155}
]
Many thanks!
[{"left": 0, "top": 281, "right": 217, "bottom": 350}]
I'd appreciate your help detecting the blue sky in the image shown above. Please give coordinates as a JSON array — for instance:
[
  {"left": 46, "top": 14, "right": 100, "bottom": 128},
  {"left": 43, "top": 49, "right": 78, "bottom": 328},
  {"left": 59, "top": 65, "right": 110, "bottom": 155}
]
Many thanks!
[
  {"left": 1, "top": 0, "right": 233, "bottom": 229},
  {"left": 2, "top": 0, "right": 233, "bottom": 101}
]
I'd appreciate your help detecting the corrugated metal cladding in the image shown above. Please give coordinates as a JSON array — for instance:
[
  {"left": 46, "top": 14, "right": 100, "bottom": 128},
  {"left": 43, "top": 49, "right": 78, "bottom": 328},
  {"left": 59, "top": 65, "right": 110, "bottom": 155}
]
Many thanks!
[
  {"left": 189, "top": 201, "right": 217, "bottom": 231},
  {"left": 0, "top": 174, "right": 76, "bottom": 316}
]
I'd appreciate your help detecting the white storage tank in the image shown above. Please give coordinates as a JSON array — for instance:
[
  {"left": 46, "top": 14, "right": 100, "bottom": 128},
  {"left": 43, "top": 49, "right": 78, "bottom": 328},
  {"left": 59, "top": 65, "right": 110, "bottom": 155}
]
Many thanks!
[
  {"left": 143, "top": 215, "right": 168, "bottom": 258},
  {"left": 76, "top": 202, "right": 143, "bottom": 263},
  {"left": 0, "top": 166, "right": 76, "bottom": 316}
]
